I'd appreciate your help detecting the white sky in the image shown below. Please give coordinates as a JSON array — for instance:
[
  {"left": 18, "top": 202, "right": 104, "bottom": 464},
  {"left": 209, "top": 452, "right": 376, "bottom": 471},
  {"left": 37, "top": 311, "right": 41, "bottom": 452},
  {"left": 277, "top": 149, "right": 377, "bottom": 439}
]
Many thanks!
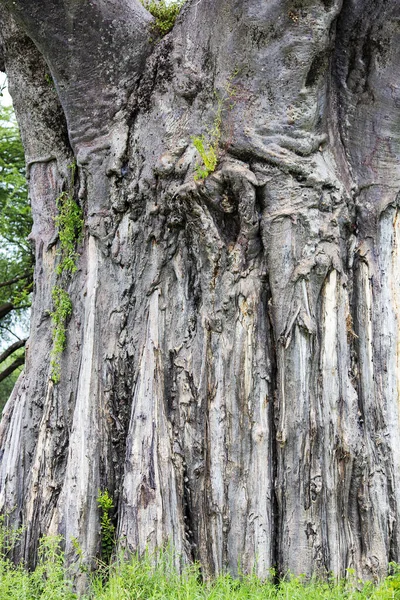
[{"left": 0, "top": 73, "right": 12, "bottom": 107}]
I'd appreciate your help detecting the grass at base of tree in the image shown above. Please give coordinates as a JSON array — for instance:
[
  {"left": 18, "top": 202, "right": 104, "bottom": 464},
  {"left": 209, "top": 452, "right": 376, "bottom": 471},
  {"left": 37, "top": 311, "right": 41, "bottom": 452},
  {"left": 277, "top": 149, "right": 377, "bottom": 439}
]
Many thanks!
[
  {"left": 0, "top": 523, "right": 399, "bottom": 599},
  {"left": 90, "top": 559, "right": 400, "bottom": 600}
]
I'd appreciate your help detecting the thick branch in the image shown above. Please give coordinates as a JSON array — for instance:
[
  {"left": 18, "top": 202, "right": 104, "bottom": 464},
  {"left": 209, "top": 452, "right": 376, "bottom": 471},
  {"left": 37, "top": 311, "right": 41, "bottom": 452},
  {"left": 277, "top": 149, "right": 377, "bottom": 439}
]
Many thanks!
[
  {"left": 0, "top": 353, "right": 24, "bottom": 383},
  {"left": 0, "top": 338, "right": 26, "bottom": 364},
  {"left": 0, "top": 271, "right": 31, "bottom": 289},
  {"left": 0, "top": 302, "right": 14, "bottom": 320},
  {"left": 1, "top": 0, "right": 153, "bottom": 149}
]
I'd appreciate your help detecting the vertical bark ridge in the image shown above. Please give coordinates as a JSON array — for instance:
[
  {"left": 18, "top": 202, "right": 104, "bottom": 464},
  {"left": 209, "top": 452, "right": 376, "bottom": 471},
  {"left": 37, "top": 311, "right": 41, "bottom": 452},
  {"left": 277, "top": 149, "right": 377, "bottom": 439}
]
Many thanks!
[{"left": 335, "top": 0, "right": 400, "bottom": 578}]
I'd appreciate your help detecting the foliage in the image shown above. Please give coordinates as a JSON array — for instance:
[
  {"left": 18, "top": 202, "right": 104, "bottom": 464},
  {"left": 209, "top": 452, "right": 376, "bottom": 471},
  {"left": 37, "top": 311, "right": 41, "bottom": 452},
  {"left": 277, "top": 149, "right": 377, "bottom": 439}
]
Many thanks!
[
  {"left": 97, "top": 490, "right": 116, "bottom": 565},
  {"left": 50, "top": 286, "right": 72, "bottom": 383},
  {"left": 0, "top": 350, "right": 24, "bottom": 413},
  {"left": 0, "top": 521, "right": 400, "bottom": 600},
  {"left": 55, "top": 170, "right": 83, "bottom": 275},
  {"left": 0, "top": 516, "right": 399, "bottom": 599},
  {"left": 0, "top": 523, "right": 77, "bottom": 600},
  {"left": 0, "top": 103, "right": 32, "bottom": 406},
  {"left": 141, "top": 0, "right": 185, "bottom": 37},
  {"left": 30, "top": 535, "right": 77, "bottom": 600},
  {"left": 0, "top": 106, "right": 31, "bottom": 269},
  {"left": 192, "top": 135, "right": 219, "bottom": 181},
  {"left": 50, "top": 162, "right": 83, "bottom": 384},
  {"left": 192, "top": 100, "right": 222, "bottom": 180},
  {"left": 0, "top": 514, "right": 24, "bottom": 561},
  {"left": 91, "top": 557, "right": 400, "bottom": 600},
  {"left": 0, "top": 107, "right": 32, "bottom": 310},
  {"left": 192, "top": 72, "right": 239, "bottom": 181}
]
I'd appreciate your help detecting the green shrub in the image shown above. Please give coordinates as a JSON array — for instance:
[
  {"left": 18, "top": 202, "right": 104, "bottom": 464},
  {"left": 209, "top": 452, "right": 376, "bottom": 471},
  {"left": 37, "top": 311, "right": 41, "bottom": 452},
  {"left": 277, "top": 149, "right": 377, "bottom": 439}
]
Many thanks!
[
  {"left": 0, "top": 519, "right": 77, "bottom": 600},
  {"left": 141, "top": 0, "right": 185, "bottom": 36},
  {"left": 30, "top": 536, "right": 77, "bottom": 600},
  {"left": 97, "top": 491, "right": 115, "bottom": 565}
]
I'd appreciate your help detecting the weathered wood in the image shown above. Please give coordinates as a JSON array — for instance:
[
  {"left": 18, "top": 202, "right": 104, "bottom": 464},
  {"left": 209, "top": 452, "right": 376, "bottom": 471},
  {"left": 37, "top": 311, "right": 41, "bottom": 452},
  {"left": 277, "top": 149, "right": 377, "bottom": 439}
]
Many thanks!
[{"left": 0, "top": 0, "right": 399, "bottom": 582}]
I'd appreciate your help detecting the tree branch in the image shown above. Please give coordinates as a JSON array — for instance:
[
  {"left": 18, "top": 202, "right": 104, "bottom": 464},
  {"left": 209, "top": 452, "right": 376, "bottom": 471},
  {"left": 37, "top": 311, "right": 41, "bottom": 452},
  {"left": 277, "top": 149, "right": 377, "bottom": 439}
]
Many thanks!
[
  {"left": 0, "top": 271, "right": 31, "bottom": 289},
  {"left": 0, "top": 337, "right": 26, "bottom": 364},
  {"left": 0, "top": 324, "right": 21, "bottom": 341},
  {"left": 1, "top": 0, "right": 154, "bottom": 149},
  {"left": 0, "top": 353, "right": 24, "bottom": 383},
  {"left": 0, "top": 302, "right": 14, "bottom": 320}
]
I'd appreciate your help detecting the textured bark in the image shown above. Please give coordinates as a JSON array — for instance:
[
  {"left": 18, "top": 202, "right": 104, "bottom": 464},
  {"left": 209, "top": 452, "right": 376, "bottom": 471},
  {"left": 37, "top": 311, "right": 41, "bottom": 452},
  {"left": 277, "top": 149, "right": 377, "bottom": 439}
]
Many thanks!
[{"left": 0, "top": 0, "right": 400, "bottom": 583}]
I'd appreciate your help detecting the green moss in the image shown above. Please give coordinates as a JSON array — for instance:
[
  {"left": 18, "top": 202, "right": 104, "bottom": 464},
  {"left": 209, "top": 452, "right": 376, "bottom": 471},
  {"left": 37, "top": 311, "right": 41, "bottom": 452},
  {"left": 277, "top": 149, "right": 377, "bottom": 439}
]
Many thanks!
[
  {"left": 50, "top": 162, "right": 83, "bottom": 384},
  {"left": 141, "top": 0, "right": 185, "bottom": 37},
  {"left": 54, "top": 193, "right": 83, "bottom": 276},
  {"left": 50, "top": 287, "right": 72, "bottom": 384}
]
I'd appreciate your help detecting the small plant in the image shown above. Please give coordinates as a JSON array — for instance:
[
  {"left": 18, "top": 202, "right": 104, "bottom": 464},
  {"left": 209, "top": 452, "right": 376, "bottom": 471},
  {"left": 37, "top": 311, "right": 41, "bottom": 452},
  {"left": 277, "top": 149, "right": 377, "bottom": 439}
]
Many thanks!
[
  {"left": 192, "top": 95, "right": 223, "bottom": 181},
  {"left": 0, "top": 514, "right": 24, "bottom": 562},
  {"left": 44, "top": 73, "right": 57, "bottom": 91},
  {"left": 141, "top": 0, "right": 185, "bottom": 37},
  {"left": 30, "top": 535, "right": 77, "bottom": 599},
  {"left": 97, "top": 490, "right": 115, "bottom": 565},
  {"left": 192, "top": 135, "right": 219, "bottom": 180},
  {"left": 50, "top": 287, "right": 72, "bottom": 383},
  {"left": 192, "top": 72, "right": 238, "bottom": 181}
]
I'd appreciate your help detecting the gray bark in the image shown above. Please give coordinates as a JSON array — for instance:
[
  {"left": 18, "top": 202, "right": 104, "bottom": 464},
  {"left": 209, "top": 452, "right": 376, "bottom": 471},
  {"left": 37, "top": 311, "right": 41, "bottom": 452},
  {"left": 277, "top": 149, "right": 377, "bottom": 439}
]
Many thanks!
[{"left": 0, "top": 0, "right": 399, "bottom": 582}]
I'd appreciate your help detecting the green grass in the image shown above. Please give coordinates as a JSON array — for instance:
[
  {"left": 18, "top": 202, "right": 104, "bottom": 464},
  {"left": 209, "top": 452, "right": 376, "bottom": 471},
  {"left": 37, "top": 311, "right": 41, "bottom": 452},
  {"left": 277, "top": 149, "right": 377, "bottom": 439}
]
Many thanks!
[
  {"left": 90, "top": 562, "right": 400, "bottom": 599},
  {"left": 1, "top": 553, "right": 400, "bottom": 600},
  {"left": 0, "top": 518, "right": 399, "bottom": 599}
]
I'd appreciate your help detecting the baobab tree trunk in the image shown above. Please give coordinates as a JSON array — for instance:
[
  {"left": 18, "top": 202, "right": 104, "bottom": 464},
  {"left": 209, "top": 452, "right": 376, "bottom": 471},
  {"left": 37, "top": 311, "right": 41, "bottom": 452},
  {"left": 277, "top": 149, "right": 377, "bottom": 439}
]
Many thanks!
[{"left": 0, "top": 0, "right": 399, "bottom": 582}]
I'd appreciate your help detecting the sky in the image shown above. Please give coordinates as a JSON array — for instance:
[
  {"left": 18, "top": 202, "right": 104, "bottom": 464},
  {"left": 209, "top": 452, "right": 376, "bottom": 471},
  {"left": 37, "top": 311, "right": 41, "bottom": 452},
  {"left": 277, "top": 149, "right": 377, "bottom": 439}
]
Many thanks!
[{"left": 0, "top": 73, "right": 12, "bottom": 107}]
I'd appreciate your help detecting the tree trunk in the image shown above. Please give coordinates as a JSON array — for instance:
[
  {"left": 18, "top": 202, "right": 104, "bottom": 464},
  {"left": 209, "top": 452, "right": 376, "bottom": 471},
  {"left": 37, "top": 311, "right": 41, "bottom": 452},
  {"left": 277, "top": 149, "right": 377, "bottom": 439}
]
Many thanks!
[{"left": 0, "top": 0, "right": 399, "bottom": 582}]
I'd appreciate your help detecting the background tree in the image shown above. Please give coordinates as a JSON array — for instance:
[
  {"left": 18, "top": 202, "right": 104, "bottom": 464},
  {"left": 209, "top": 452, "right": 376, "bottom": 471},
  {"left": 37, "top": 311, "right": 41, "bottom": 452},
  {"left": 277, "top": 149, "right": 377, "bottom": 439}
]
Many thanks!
[
  {"left": 0, "top": 102, "right": 32, "bottom": 410},
  {"left": 0, "top": 0, "right": 399, "bottom": 584}
]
